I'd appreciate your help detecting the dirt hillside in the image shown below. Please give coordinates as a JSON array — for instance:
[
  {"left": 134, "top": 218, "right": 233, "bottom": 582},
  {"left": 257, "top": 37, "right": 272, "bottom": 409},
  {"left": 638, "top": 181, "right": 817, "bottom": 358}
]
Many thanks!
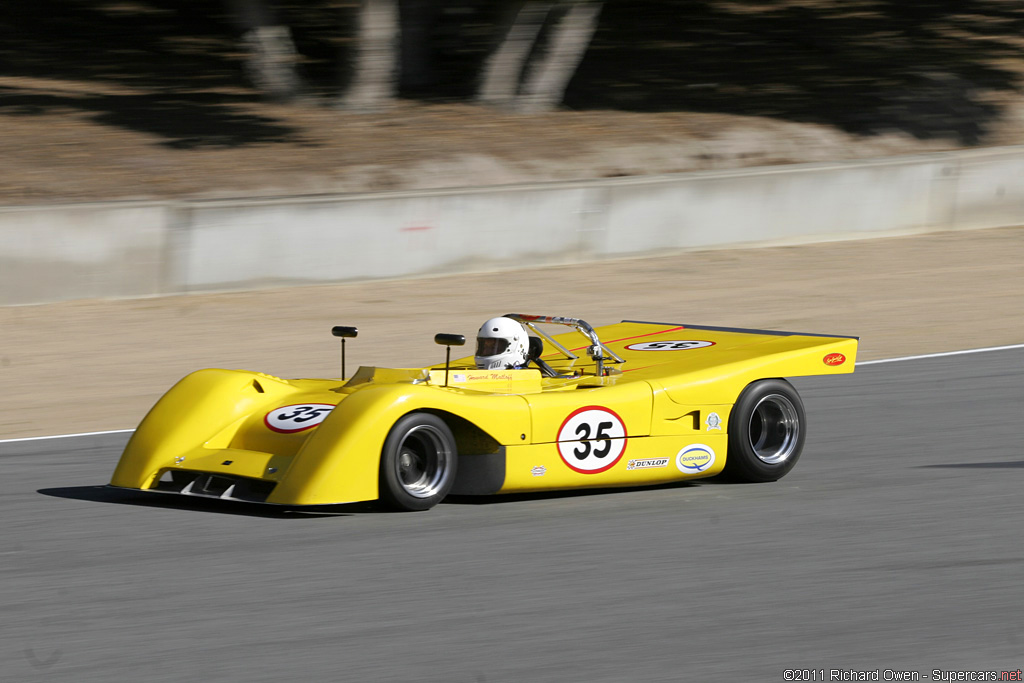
[{"left": 5, "top": 1, "right": 1024, "bottom": 203}]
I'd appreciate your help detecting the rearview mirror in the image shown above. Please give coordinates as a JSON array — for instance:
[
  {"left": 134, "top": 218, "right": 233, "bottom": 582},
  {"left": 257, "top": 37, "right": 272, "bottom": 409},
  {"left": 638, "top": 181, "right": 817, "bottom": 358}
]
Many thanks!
[
  {"left": 434, "top": 333, "right": 466, "bottom": 347},
  {"left": 434, "top": 334, "right": 466, "bottom": 387},
  {"left": 331, "top": 326, "right": 358, "bottom": 380}
]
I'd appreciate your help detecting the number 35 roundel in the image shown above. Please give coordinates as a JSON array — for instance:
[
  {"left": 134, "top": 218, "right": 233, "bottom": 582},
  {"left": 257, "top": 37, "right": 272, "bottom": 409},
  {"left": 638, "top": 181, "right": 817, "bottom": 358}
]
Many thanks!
[
  {"left": 265, "top": 404, "right": 336, "bottom": 433},
  {"left": 556, "top": 406, "right": 628, "bottom": 473}
]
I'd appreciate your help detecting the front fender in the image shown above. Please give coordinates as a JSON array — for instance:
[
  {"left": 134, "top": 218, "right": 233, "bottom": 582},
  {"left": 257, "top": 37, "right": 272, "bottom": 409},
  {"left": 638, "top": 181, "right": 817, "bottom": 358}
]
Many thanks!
[
  {"left": 267, "top": 383, "right": 531, "bottom": 505},
  {"left": 110, "top": 368, "right": 301, "bottom": 489}
]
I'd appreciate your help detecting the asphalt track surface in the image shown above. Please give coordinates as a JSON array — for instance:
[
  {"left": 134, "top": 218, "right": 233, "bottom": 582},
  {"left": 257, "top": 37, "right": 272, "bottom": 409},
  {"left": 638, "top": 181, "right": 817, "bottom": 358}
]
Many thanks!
[{"left": 2, "top": 349, "right": 1023, "bottom": 682}]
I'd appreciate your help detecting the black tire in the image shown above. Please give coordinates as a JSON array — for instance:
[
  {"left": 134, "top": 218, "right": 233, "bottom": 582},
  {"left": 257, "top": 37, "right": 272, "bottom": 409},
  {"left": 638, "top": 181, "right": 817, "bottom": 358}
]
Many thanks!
[
  {"left": 723, "top": 379, "right": 806, "bottom": 483},
  {"left": 379, "top": 413, "right": 458, "bottom": 511}
]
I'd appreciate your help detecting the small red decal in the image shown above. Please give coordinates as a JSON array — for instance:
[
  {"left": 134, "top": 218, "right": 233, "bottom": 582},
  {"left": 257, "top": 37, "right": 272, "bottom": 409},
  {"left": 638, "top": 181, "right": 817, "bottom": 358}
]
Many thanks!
[{"left": 823, "top": 353, "right": 846, "bottom": 366}]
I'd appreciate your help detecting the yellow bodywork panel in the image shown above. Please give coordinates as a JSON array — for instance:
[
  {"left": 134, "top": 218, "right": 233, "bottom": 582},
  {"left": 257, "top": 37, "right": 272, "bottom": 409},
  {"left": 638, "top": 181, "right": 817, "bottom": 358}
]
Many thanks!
[
  {"left": 267, "top": 381, "right": 531, "bottom": 505},
  {"left": 110, "top": 319, "right": 857, "bottom": 506},
  {"left": 500, "top": 434, "right": 729, "bottom": 492},
  {"left": 427, "top": 368, "right": 543, "bottom": 394},
  {"left": 111, "top": 369, "right": 305, "bottom": 490}
]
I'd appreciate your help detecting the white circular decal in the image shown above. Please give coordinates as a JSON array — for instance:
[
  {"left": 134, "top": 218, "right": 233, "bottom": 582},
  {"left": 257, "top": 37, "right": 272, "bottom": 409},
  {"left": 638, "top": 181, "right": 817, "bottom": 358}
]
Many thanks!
[
  {"left": 556, "top": 406, "right": 628, "bottom": 473},
  {"left": 625, "top": 340, "right": 714, "bottom": 351},
  {"left": 264, "top": 404, "right": 336, "bottom": 433},
  {"left": 675, "top": 444, "right": 716, "bottom": 473}
]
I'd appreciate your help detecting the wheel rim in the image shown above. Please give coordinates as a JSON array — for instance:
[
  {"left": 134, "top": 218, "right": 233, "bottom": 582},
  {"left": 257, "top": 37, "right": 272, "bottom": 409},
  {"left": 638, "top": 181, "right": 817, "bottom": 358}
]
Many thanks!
[
  {"left": 394, "top": 424, "right": 452, "bottom": 499},
  {"left": 747, "top": 393, "right": 800, "bottom": 465}
]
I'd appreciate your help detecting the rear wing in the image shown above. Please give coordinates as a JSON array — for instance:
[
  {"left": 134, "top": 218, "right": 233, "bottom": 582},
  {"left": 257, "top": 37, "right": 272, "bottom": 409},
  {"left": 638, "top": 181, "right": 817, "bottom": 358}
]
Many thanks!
[
  {"left": 606, "top": 319, "right": 858, "bottom": 391},
  {"left": 623, "top": 320, "right": 859, "bottom": 341}
]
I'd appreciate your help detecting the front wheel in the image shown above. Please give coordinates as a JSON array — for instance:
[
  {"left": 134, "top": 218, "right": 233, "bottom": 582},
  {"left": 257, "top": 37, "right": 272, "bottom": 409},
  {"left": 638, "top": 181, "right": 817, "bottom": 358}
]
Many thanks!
[
  {"left": 723, "top": 379, "right": 806, "bottom": 482},
  {"left": 379, "top": 412, "right": 458, "bottom": 511}
]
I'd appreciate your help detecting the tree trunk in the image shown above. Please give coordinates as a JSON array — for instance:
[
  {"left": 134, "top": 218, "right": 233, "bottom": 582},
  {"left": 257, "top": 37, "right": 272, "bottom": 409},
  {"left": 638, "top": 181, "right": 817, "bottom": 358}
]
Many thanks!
[
  {"left": 226, "top": 0, "right": 303, "bottom": 102},
  {"left": 339, "top": 0, "right": 402, "bottom": 112},
  {"left": 477, "top": 2, "right": 554, "bottom": 107},
  {"left": 517, "top": 0, "right": 602, "bottom": 113},
  {"left": 398, "top": 0, "right": 438, "bottom": 93}
]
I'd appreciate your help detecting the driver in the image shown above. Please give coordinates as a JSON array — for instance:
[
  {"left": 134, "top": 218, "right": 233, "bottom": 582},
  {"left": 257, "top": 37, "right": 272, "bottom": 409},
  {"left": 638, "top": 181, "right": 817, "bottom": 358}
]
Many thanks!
[{"left": 474, "top": 316, "right": 529, "bottom": 369}]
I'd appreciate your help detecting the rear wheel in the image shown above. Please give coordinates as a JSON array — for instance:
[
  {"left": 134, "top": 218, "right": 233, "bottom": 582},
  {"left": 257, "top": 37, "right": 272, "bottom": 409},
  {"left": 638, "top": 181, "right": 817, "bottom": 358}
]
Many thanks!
[
  {"left": 724, "top": 379, "right": 806, "bottom": 482},
  {"left": 379, "top": 413, "right": 458, "bottom": 511}
]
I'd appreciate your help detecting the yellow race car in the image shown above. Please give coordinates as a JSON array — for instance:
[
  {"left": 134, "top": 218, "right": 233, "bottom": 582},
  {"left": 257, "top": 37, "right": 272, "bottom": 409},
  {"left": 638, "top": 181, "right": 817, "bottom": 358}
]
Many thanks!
[{"left": 110, "top": 315, "right": 857, "bottom": 511}]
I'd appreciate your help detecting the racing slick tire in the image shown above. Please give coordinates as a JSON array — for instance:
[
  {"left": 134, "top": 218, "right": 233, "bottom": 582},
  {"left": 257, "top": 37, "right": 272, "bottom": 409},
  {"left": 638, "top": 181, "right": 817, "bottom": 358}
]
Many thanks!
[
  {"left": 380, "top": 412, "right": 459, "bottom": 511},
  {"left": 723, "top": 379, "right": 806, "bottom": 483}
]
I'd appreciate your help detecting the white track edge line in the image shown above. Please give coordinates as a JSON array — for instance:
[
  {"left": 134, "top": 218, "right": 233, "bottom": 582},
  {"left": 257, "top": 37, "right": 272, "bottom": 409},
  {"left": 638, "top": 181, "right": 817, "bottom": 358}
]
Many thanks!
[
  {"left": 3, "top": 343, "right": 1023, "bottom": 445},
  {"left": 858, "top": 343, "right": 1024, "bottom": 366},
  {"left": 0, "top": 428, "right": 135, "bottom": 444}
]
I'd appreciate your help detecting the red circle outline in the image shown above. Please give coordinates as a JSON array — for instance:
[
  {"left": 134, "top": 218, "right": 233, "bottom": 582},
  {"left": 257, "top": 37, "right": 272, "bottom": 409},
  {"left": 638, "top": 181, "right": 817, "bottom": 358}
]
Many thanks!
[
  {"left": 556, "top": 405, "right": 629, "bottom": 474},
  {"left": 624, "top": 340, "right": 716, "bottom": 351},
  {"left": 264, "top": 403, "right": 336, "bottom": 434}
]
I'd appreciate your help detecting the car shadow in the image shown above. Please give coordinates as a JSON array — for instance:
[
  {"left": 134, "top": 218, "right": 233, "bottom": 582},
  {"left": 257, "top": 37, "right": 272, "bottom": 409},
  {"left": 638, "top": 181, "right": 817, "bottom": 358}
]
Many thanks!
[
  {"left": 444, "top": 477, "right": 724, "bottom": 506},
  {"left": 918, "top": 460, "right": 1024, "bottom": 469},
  {"left": 40, "top": 475, "right": 744, "bottom": 515},
  {"left": 36, "top": 485, "right": 381, "bottom": 518}
]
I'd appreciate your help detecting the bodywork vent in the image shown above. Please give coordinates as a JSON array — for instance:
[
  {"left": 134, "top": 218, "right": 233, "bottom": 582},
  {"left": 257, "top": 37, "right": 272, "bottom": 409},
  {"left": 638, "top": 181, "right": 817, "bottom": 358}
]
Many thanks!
[{"left": 153, "top": 470, "right": 276, "bottom": 503}]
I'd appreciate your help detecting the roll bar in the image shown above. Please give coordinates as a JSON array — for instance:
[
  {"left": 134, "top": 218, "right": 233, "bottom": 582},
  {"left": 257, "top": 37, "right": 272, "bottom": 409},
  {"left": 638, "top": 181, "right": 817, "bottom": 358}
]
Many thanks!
[{"left": 502, "top": 314, "right": 625, "bottom": 376}]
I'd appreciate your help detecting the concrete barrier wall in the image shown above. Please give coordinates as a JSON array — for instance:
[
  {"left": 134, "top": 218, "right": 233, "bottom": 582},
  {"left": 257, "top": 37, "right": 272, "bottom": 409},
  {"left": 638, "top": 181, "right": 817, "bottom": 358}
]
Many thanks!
[
  {"left": 3, "top": 146, "right": 1024, "bottom": 306},
  {"left": 0, "top": 202, "right": 169, "bottom": 306},
  {"left": 175, "top": 186, "right": 595, "bottom": 293}
]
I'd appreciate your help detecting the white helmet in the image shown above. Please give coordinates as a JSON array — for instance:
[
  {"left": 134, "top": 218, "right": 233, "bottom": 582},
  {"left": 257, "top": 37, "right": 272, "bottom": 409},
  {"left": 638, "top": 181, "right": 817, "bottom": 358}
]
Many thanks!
[{"left": 475, "top": 317, "right": 529, "bottom": 370}]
